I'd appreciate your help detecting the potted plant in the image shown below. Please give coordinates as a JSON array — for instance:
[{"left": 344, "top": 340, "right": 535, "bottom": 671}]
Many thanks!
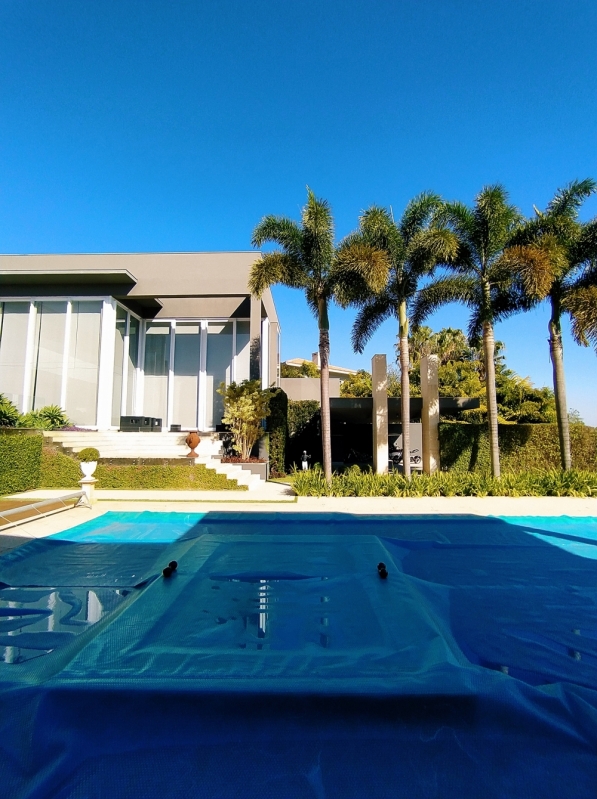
[{"left": 78, "top": 447, "right": 100, "bottom": 477}]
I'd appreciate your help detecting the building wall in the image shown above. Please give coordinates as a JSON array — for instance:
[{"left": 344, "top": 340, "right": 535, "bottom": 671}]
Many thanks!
[{"left": 280, "top": 377, "right": 342, "bottom": 401}]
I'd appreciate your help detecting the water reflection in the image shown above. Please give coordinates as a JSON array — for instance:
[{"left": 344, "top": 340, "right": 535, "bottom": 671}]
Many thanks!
[
  {"left": 210, "top": 575, "right": 331, "bottom": 650},
  {"left": 0, "top": 587, "right": 127, "bottom": 664}
]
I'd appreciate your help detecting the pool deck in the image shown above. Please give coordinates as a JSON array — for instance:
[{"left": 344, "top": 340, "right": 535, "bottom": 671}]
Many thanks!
[{"left": 1, "top": 487, "right": 595, "bottom": 540}]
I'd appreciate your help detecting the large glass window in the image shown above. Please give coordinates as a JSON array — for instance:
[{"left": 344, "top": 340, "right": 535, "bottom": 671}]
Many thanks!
[
  {"left": 65, "top": 302, "right": 102, "bottom": 425},
  {"left": 32, "top": 301, "right": 68, "bottom": 410},
  {"left": 0, "top": 302, "right": 30, "bottom": 409},
  {"left": 205, "top": 322, "right": 233, "bottom": 428},
  {"left": 111, "top": 306, "right": 127, "bottom": 425},
  {"left": 173, "top": 324, "right": 201, "bottom": 428},
  {"left": 235, "top": 320, "right": 250, "bottom": 383},
  {"left": 144, "top": 322, "right": 170, "bottom": 421}
]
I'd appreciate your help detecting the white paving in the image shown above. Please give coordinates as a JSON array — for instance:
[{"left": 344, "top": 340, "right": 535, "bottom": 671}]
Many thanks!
[{"left": 1, "top": 491, "right": 595, "bottom": 542}]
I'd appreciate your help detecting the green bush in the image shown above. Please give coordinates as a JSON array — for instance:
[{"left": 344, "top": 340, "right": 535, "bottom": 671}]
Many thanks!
[
  {"left": 78, "top": 447, "right": 100, "bottom": 462},
  {"left": 0, "top": 432, "right": 43, "bottom": 494},
  {"left": 267, "top": 388, "right": 288, "bottom": 475},
  {"left": 218, "top": 380, "right": 271, "bottom": 460},
  {"left": 40, "top": 447, "right": 246, "bottom": 490},
  {"left": 439, "top": 422, "right": 597, "bottom": 473},
  {"left": 287, "top": 400, "right": 320, "bottom": 437},
  {"left": 35, "top": 405, "right": 70, "bottom": 430},
  {"left": 0, "top": 394, "right": 20, "bottom": 427},
  {"left": 292, "top": 465, "right": 597, "bottom": 497}
]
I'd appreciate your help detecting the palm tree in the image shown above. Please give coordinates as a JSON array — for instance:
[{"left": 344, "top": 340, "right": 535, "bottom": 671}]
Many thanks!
[
  {"left": 503, "top": 179, "right": 597, "bottom": 469},
  {"left": 412, "top": 185, "right": 526, "bottom": 478},
  {"left": 249, "top": 188, "right": 389, "bottom": 482},
  {"left": 341, "top": 194, "right": 455, "bottom": 477}
]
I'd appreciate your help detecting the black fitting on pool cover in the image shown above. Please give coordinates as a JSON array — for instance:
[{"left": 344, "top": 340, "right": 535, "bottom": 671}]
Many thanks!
[
  {"left": 162, "top": 566, "right": 173, "bottom": 578},
  {"left": 169, "top": 561, "right": 178, "bottom": 571},
  {"left": 377, "top": 562, "right": 388, "bottom": 579}
]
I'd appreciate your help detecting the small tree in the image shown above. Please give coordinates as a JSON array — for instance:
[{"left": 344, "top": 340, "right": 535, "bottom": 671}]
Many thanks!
[{"left": 218, "top": 380, "right": 271, "bottom": 460}]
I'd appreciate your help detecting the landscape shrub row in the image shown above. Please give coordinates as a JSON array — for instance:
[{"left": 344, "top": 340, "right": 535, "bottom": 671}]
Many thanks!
[
  {"left": 267, "top": 388, "right": 288, "bottom": 476},
  {"left": 0, "top": 432, "right": 43, "bottom": 494},
  {"left": 292, "top": 465, "right": 597, "bottom": 497},
  {"left": 40, "top": 448, "right": 246, "bottom": 490},
  {"left": 440, "top": 422, "right": 597, "bottom": 472}
]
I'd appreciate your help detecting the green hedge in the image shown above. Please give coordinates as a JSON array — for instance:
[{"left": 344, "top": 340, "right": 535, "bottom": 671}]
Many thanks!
[
  {"left": 293, "top": 466, "right": 597, "bottom": 497},
  {"left": 288, "top": 400, "right": 320, "bottom": 437},
  {"left": 0, "top": 431, "right": 43, "bottom": 494},
  {"left": 267, "top": 388, "right": 288, "bottom": 476},
  {"left": 439, "top": 422, "right": 597, "bottom": 473},
  {"left": 40, "top": 448, "right": 246, "bottom": 490}
]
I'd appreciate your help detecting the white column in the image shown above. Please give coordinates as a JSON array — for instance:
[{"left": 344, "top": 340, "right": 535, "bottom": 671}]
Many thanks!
[
  {"left": 198, "top": 321, "right": 207, "bottom": 430},
  {"left": 421, "top": 354, "right": 440, "bottom": 473},
  {"left": 60, "top": 301, "right": 72, "bottom": 410},
  {"left": 135, "top": 320, "right": 146, "bottom": 415},
  {"left": 96, "top": 299, "right": 117, "bottom": 430},
  {"left": 120, "top": 312, "right": 130, "bottom": 417},
  {"left": 261, "top": 318, "right": 270, "bottom": 389},
  {"left": 372, "top": 354, "right": 389, "bottom": 475},
  {"left": 167, "top": 320, "right": 176, "bottom": 430}
]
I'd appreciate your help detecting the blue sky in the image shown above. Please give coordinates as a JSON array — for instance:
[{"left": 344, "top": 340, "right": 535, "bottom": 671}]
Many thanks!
[{"left": 1, "top": 0, "right": 596, "bottom": 422}]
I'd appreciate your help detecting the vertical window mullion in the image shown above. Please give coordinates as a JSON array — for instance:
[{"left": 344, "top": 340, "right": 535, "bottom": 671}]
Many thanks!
[
  {"left": 60, "top": 301, "right": 72, "bottom": 410},
  {"left": 120, "top": 312, "right": 130, "bottom": 417},
  {"left": 21, "top": 302, "right": 38, "bottom": 413}
]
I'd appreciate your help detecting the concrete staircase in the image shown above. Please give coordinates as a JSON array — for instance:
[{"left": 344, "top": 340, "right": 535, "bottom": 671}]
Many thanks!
[{"left": 42, "top": 431, "right": 265, "bottom": 490}]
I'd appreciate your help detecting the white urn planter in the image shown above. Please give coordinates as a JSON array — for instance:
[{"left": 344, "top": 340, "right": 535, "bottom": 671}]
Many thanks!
[{"left": 80, "top": 461, "right": 98, "bottom": 478}]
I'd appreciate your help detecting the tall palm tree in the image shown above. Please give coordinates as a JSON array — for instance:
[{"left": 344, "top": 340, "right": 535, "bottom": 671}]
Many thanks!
[
  {"left": 249, "top": 188, "right": 389, "bottom": 482},
  {"left": 341, "top": 193, "right": 455, "bottom": 477},
  {"left": 412, "top": 185, "right": 526, "bottom": 478},
  {"left": 504, "top": 179, "right": 597, "bottom": 469}
]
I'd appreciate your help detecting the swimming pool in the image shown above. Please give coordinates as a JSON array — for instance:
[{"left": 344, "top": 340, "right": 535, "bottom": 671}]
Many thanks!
[{"left": 1, "top": 512, "right": 596, "bottom": 797}]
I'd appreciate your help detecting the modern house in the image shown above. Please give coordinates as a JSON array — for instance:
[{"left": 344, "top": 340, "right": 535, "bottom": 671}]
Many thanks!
[{"left": 0, "top": 252, "right": 280, "bottom": 431}]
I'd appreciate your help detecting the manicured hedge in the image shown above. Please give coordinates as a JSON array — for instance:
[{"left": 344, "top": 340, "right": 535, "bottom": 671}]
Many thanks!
[
  {"left": 439, "top": 422, "right": 597, "bottom": 473},
  {"left": 0, "top": 431, "right": 43, "bottom": 494},
  {"left": 40, "top": 448, "right": 246, "bottom": 490},
  {"left": 288, "top": 400, "right": 320, "bottom": 438},
  {"left": 267, "top": 388, "right": 288, "bottom": 476},
  {"left": 293, "top": 466, "right": 597, "bottom": 497}
]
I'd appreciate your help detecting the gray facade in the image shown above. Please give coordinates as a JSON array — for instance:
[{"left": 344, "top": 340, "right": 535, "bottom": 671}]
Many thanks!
[{"left": 0, "top": 252, "right": 279, "bottom": 430}]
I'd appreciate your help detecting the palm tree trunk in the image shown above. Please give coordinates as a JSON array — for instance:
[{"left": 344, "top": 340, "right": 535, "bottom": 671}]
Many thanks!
[
  {"left": 482, "top": 321, "right": 501, "bottom": 478},
  {"left": 318, "top": 299, "right": 332, "bottom": 484},
  {"left": 398, "top": 301, "right": 411, "bottom": 479},
  {"left": 549, "top": 301, "right": 571, "bottom": 470}
]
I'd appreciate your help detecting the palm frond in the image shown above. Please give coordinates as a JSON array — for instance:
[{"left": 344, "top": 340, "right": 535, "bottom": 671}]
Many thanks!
[
  {"left": 351, "top": 295, "right": 395, "bottom": 353},
  {"left": 332, "top": 243, "right": 390, "bottom": 307},
  {"left": 411, "top": 275, "right": 477, "bottom": 326},
  {"left": 399, "top": 191, "right": 442, "bottom": 244},
  {"left": 358, "top": 206, "right": 405, "bottom": 264},
  {"left": 498, "top": 239, "right": 566, "bottom": 299},
  {"left": 546, "top": 178, "right": 596, "bottom": 219},
  {"left": 570, "top": 218, "right": 597, "bottom": 265},
  {"left": 248, "top": 252, "right": 304, "bottom": 297},
  {"left": 435, "top": 201, "right": 476, "bottom": 245},
  {"left": 302, "top": 187, "right": 334, "bottom": 277},
  {"left": 563, "top": 286, "right": 597, "bottom": 349},
  {"left": 474, "top": 184, "right": 522, "bottom": 262},
  {"left": 407, "top": 227, "right": 460, "bottom": 273},
  {"left": 251, "top": 216, "right": 303, "bottom": 259}
]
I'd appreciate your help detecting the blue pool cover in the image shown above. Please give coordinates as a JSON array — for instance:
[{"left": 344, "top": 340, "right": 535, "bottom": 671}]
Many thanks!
[{"left": 1, "top": 511, "right": 597, "bottom": 798}]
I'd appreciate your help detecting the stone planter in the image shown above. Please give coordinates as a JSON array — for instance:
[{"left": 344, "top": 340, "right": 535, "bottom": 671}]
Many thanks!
[{"left": 80, "top": 461, "right": 97, "bottom": 478}]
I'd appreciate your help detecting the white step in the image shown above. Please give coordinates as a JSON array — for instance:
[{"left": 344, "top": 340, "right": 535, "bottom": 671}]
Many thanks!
[{"left": 204, "top": 462, "right": 265, "bottom": 490}]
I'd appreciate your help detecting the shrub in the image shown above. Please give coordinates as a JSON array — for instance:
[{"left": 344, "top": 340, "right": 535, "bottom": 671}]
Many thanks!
[
  {"left": 291, "top": 466, "right": 597, "bottom": 497},
  {"left": 288, "top": 400, "right": 320, "bottom": 438},
  {"left": 78, "top": 447, "right": 100, "bottom": 462},
  {"left": 40, "top": 448, "right": 246, "bottom": 490},
  {"left": 0, "top": 431, "right": 43, "bottom": 494},
  {"left": 439, "top": 422, "right": 597, "bottom": 473},
  {"left": 35, "top": 405, "right": 70, "bottom": 430},
  {"left": 0, "top": 394, "right": 20, "bottom": 428},
  {"left": 17, "top": 411, "right": 53, "bottom": 430},
  {"left": 218, "top": 380, "right": 271, "bottom": 460},
  {"left": 267, "top": 388, "right": 288, "bottom": 475}
]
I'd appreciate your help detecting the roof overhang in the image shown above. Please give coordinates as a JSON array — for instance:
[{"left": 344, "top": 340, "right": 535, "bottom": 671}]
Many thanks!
[{"left": 0, "top": 269, "right": 137, "bottom": 286}]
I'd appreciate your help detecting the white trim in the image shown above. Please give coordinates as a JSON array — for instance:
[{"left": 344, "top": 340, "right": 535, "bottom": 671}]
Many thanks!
[
  {"left": 21, "top": 302, "right": 37, "bottom": 413},
  {"left": 96, "top": 299, "right": 117, "bottom": 429},
  {"left": 232, "top": 319, "right": 237, "bottom": 382},
  {"left": 60, "top": 301, "right": 72, "bottom": 409}
]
